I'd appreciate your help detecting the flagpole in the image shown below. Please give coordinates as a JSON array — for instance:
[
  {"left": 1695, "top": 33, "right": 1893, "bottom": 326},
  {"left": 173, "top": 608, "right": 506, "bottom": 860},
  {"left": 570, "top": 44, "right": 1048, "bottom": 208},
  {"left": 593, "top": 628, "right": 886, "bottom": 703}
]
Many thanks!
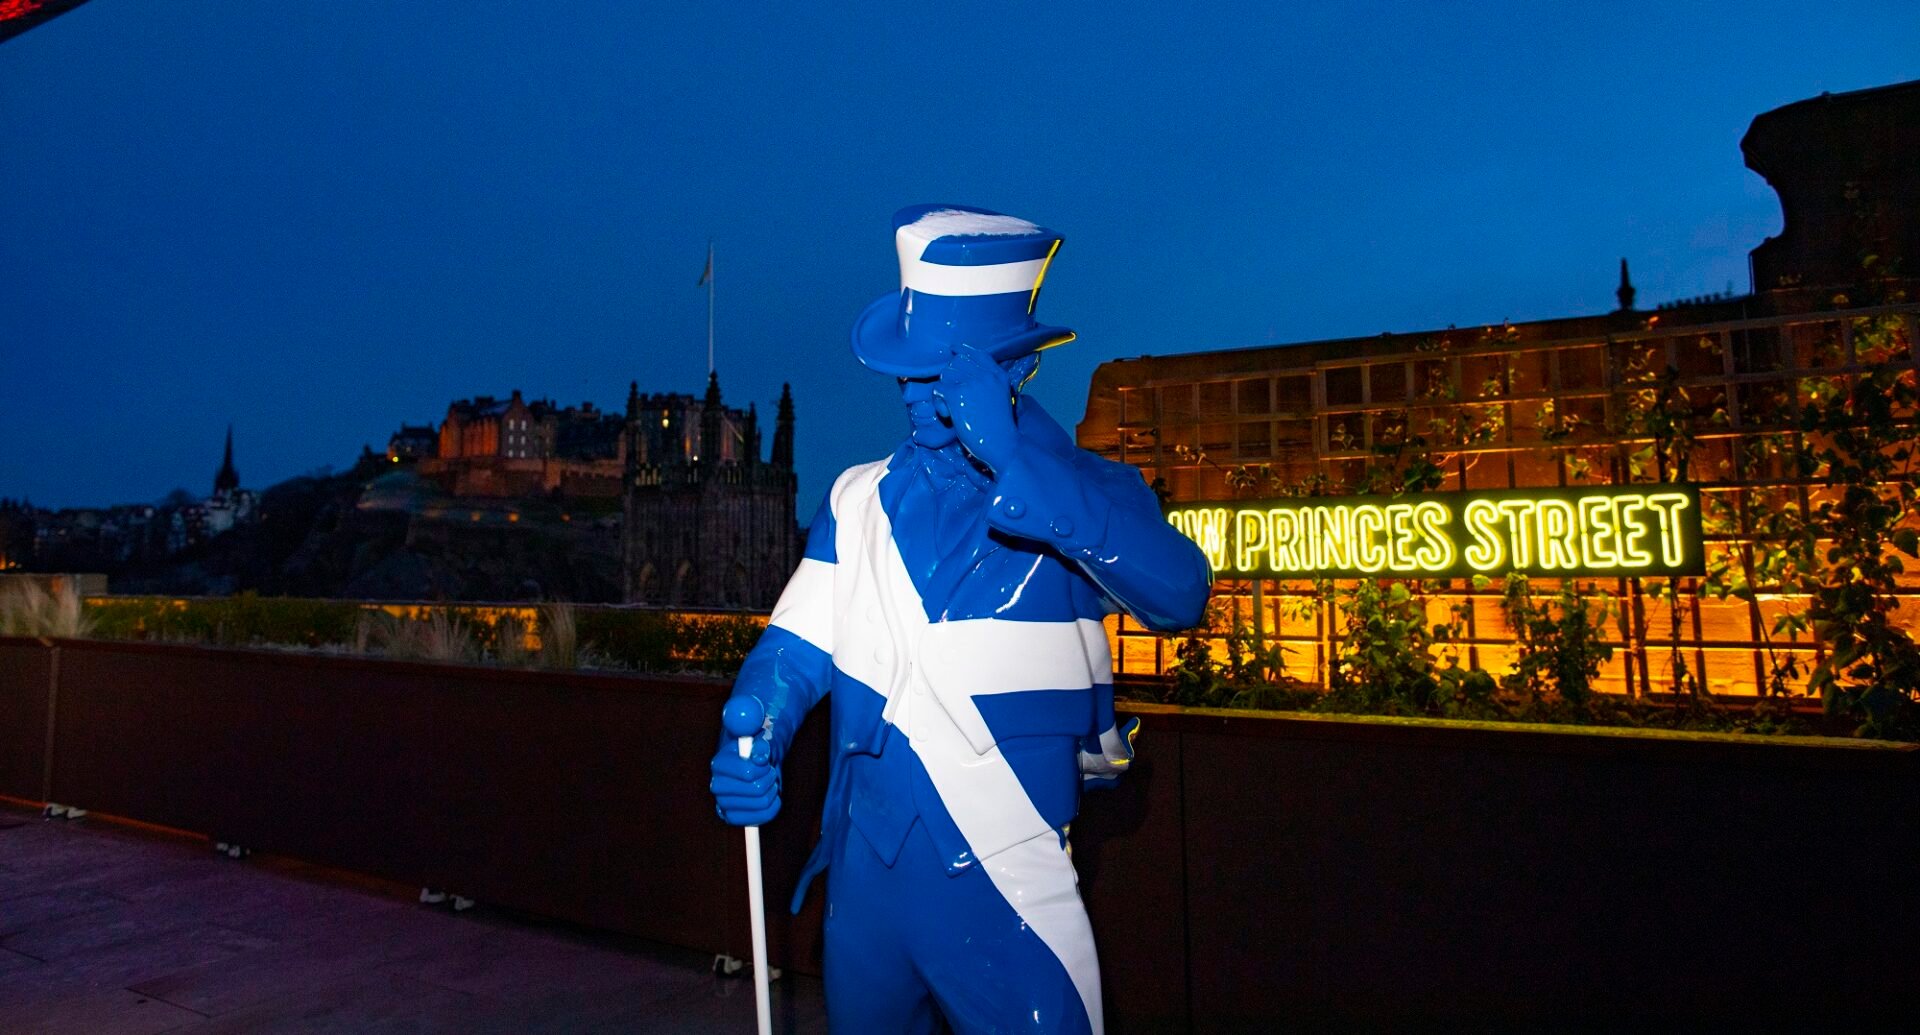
[{"left": 707, "top": 240, "right": 715, "bottom": 375}]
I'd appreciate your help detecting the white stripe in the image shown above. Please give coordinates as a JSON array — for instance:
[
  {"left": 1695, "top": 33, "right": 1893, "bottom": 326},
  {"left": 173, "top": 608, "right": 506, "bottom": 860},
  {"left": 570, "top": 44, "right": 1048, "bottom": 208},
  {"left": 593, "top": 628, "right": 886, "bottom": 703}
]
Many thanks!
[
  {"left": 901, "top": 209, "right": 1040, "bottom": 249},
  {"left": 982, "top": 830, "right": 1104, "bottom": 1034},
  {"left": 828, "top": 461, "right": 1065, "bottom": 858},
  {"left": 768, "top": 558, "right": 834, "bottom": 653},
  {"left": 829, "top": 464, "right": 910, "bottom": 722},
  {"left": 1079, "top": 618, "right": 1114, "bottom": 685},
  {"left": 828, "top": 456, "right": 1103, "bottom": 1030},
  {"left": 922, "top": 618, "right": 1093, "bottom": 755},
  {"left": 900, "top": 255, "right": 1047, "bottom": 298}
]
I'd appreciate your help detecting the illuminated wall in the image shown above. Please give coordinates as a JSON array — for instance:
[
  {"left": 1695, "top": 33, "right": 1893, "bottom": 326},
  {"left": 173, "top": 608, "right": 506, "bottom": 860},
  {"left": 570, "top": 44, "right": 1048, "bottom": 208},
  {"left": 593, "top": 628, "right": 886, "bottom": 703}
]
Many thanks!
[{"left": 1082, "top": 303, "right": 1920, "bottom": 697}]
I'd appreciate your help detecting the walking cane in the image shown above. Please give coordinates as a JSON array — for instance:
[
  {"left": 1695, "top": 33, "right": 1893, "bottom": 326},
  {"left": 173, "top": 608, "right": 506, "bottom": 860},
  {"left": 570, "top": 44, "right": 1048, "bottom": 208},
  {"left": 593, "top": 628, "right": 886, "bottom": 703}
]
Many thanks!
[{"left": 722, "top": 697, "right": 774, "bottom": 1035}]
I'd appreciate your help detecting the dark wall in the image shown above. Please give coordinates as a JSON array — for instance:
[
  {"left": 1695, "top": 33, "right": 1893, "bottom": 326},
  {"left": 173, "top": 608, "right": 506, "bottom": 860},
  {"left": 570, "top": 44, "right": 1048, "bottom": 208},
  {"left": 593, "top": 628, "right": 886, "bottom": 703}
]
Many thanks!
[
  {"left": 4, "top": 637, "right": 1914, "bottom": 1029},
  {"left": 0, "top": 639, "right": 51, "bottom": 799},
  {"left": 1149, "top": 710, "right": 1919, "bottom": 1029}
]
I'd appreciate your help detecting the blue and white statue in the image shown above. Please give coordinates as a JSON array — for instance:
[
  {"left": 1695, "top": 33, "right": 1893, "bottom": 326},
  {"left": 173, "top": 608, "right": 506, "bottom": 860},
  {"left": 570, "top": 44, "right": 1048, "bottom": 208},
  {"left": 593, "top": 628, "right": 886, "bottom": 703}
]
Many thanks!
[{"left": 711, "top": 204, "right": 1213, "bottom": 1034}]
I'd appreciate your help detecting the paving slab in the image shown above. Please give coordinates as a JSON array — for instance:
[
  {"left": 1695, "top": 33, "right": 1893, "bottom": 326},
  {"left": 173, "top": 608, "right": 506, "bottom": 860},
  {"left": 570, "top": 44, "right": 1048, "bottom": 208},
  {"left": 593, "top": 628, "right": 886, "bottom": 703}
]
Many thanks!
[
  {"left": 174, "top": 970, "right": 485, "bottom": 1035},
  {"left": 0, "top": 887, "right": 132, "bottom": 938},
  {"left": 129, "top": 909, "right": 493, "bottom": 1017},
  {"left": 0, "top": 803, "right": 827, "bottom": 1032},
  {"left": 3, "top": 987, "right": 204, "bottom": 1035}
]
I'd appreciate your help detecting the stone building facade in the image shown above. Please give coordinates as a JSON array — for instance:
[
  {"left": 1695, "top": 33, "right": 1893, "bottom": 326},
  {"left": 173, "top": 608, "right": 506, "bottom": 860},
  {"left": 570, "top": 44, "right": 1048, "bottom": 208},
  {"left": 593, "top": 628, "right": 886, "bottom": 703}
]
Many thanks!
[
  {"left": 419, "top": 391, "right": 631, "bottom": 499},
  {"left": 622, "top": 375, "right": 799, "bottom": 609}
]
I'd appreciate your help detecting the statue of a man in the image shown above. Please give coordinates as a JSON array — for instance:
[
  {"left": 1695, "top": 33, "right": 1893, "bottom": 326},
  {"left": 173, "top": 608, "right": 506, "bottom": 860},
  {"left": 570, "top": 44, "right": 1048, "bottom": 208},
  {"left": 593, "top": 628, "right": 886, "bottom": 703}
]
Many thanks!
[{"left": 711, "top": 204, "right": 1212, "bottom": 1034}]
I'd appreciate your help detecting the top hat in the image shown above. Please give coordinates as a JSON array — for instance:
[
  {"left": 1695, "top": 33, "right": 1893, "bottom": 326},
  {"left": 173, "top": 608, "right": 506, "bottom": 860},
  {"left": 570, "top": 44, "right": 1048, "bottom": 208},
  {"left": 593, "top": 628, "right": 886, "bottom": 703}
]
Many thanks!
[{"left": 851, "top": 204, "right": 1076, "bottom": 378}]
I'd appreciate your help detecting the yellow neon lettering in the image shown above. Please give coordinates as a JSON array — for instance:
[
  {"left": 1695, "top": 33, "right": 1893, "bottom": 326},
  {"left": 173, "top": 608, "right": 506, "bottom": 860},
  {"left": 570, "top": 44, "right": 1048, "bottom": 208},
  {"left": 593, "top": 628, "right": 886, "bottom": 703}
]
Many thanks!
[
  {"left": 1579, "top": 496, "right": 1618, "bottom": 568},
  {"left": 1174, "top": 489, "right": 1695, "bottom": 578},
  {"left": 1172, "top": 508, "right": 1233, "bottom": 571},
  {"left": 1616, "top": 496, "right": 1654, "bottom": 566},
  {"left": 1235, "top": 509, "right": 1267, "bottom": 573},
  {"left": 1412, "top": 502, "right": 1455, "bottom": 570},
  {"left": 1645, "top": 492, "right": 1692, "bottom": 567},
  {"left": 1271, "top": 508, "right": 1302, "bottom": 571},
  {"left": 1295, "top": 508, "right": 1320, "bottom": 569},
  {"left": 1537, "top": 499, "right": 1578, "bottom": 570},
  {"left": 1319, "top": 506, "right": 1353, "bottom": 569},
  {"left": 1353, "top": 505, "right": 1388, "bottom": 572},
  {"left": 1463, "top": 499, "right": 1504, "bottom": 571},
  {"left": 1496, "top": 500, "right": 1538, "bottom": 569},
  {"left": 1385, "top": 503, "right": 1417, "bottom": 569}
]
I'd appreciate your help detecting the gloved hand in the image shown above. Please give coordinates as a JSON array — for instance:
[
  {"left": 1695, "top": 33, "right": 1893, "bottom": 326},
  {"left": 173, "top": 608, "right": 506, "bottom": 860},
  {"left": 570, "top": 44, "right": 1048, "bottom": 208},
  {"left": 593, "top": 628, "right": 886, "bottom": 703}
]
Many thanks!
[
  {"left": 710, "top": 696, "right": 781, "bottom": 825},
  {"left": 933, "top": 343, "right": 1019, "bottom": 475},
  {"left": 1078, "top": 715, "right": 1141, "bottom": 791}
]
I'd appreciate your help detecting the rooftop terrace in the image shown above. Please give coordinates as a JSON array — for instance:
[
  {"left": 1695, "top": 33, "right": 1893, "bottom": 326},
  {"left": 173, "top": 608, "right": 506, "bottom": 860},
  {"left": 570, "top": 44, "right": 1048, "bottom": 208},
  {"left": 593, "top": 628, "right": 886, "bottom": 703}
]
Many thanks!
[{"left": 0, "top": 803, "right": 826, "bottom": 1034}]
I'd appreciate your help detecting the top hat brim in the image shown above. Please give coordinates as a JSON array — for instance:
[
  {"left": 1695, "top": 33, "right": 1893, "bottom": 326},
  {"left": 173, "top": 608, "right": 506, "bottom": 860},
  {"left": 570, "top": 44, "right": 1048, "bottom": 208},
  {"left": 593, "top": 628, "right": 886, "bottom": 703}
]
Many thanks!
[{"left": 850, "top": 292, "right": 1075, "bottom": 378}]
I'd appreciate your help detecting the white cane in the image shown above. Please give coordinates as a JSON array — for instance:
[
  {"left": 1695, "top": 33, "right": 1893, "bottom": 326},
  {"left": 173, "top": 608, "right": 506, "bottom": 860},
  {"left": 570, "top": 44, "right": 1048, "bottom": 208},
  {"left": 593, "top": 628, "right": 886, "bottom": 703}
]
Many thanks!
[{"left": 723, "top": 698, "right": 774, "bottom": 1035}]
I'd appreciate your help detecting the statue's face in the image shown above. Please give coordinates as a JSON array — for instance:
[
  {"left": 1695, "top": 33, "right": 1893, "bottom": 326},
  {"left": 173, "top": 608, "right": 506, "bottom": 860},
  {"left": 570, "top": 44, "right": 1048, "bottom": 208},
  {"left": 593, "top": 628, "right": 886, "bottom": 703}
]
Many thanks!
[
  {"left": 897, "top": 352, "right": 1036, "bottom": 450},
  {"left": 897, "top": 375, "right": 958, "bottom": 449}
]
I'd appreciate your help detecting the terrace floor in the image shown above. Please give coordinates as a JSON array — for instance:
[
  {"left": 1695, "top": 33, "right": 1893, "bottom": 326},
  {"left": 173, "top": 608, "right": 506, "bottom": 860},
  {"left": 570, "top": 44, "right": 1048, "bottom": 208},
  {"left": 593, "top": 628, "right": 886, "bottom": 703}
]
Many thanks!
[{"left": 0, "top": 802, "right": 826, "bottom": 1034}]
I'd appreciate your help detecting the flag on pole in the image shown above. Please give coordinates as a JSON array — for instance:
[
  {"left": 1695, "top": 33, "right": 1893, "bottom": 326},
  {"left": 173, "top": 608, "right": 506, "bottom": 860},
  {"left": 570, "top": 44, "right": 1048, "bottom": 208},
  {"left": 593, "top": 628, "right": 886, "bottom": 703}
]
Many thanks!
[{"left": 701, "top": 241, "right": 715, "bottom": 374}]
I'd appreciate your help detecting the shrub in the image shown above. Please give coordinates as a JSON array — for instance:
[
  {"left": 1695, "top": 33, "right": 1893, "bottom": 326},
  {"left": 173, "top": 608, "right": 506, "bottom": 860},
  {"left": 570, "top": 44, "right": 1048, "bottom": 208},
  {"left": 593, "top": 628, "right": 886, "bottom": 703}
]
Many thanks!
[
  {"left": 0, "top": 581, "right": 96, "bottom": 638},
  {"left": 537, "top": 602, "right": 580, "bottom": 670},
  {"left": 87, "top": 592, "right": 361, "bottom": 647},
  {"left": 574, "top": 608, "right": 679, "bottom": 671},
  {"left": 1500, "top": 576, "right": 1615, "bottom": 721},
  {"left": 357, "top": 610, "right": 480, "bottom": 664}
]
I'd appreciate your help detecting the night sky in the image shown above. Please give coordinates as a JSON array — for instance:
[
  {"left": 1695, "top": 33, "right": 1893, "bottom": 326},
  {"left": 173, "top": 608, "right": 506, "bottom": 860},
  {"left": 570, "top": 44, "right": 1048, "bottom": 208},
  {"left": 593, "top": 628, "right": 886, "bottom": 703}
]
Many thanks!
[{"left": 3, "top": 2, "right": 1916, "bottom": 516}]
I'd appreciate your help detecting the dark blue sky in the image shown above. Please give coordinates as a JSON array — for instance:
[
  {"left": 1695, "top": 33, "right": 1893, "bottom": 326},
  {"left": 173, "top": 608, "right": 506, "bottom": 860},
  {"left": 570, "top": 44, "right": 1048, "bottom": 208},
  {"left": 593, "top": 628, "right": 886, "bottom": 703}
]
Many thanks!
[{"left": 3, "top": 2, "right": 1916, "bottom": 516}]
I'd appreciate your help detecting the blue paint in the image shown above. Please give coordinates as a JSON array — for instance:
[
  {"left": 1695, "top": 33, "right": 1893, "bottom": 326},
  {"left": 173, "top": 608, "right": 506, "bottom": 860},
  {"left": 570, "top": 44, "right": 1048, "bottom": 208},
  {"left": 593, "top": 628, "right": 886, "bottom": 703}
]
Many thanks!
[
  {"left": 712, "top": 204, "right": 1212, "bottom": 1032},
  {"left": 826, "top": 817, "right": 1094, "bottom": 1035}
]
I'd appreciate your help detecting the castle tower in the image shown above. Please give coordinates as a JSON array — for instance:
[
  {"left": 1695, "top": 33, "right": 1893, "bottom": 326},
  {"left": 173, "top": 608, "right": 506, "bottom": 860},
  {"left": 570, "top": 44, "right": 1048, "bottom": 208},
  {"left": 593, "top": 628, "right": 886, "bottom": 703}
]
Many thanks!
[
  {"left": 213, "top": 425, "right": 240, "bottom": 497},
  {"left": 743, "top": 403, "right": 761, "bottom": 468},
  {"left": 771, "top": 383, "right": 795, "bottom": 469},
  {"left": 622, "top": 377, "right": 800, "bottom": 609},
  {"left": 1616, "top": 258, "right": 1637, "bottom": 312},
  {"left": 700, "top": 371, "right": 723, "bottom": 464}
]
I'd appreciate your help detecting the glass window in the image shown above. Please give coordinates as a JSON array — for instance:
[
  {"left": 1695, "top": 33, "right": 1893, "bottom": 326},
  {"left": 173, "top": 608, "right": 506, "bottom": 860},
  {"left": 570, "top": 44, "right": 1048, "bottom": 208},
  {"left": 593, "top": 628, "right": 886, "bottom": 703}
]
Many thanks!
[
  {"left": 1160, "top": 385, "right": 1195, "bottom": 420},
  {"left": 1237, "top": 422, "right": 1271, "bottom": 459},
  {"left": 1369, "top": 363, "right": 1407, "bottom": 404},
  {"left": 1236, "top": 378, "right": 1271, "bottom": 415},
  {"left": 1559, "top": 346, "right": 1605, "bottom": 391},
  {"left": 1325, "top": 367, "right": 1362, "bottom": 405},
  {"left": 1198, "top": 381, "right": 1234, "bottom": 418},
  {"left": 1276, "top": 376, "right": 1312, "bottom": 410}
]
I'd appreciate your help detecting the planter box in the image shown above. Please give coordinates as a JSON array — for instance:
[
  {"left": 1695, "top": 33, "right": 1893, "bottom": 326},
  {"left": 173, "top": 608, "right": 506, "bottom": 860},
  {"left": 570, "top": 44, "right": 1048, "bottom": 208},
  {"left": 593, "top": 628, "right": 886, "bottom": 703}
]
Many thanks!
[
  {"left": 1, "top": 636, "right": 828, "bottom": 973},
  {"left": 0, "top": 637, "right": 53, "bottom": 799},
  {"left": 2, "top": 636, "right": 1913, "bottom": 1029},
  {"left": 1100, "top": 705, "right": 1917, "bottom": 1030}
]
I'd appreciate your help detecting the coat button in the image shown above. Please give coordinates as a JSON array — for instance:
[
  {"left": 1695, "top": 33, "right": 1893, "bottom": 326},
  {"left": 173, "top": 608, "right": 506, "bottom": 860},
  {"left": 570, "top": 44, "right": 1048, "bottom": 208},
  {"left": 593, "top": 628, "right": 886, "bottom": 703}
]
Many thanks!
[
  {"left": 1051, "top": 516, "right": 1075, "bottom": 538},
  {"left": 873, "top": 646, "right": 891, "bottom": 665},
  {"left": 865, "top": 605, "right": 882, "bottom": 624},
  {"left": 1001, "top": 497, "right": 1027, "bottom": 519}
]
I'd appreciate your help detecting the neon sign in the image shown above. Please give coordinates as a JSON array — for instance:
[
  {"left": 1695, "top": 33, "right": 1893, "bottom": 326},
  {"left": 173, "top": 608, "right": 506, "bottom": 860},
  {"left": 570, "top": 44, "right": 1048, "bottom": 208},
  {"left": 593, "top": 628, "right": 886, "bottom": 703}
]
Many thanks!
[
  {"left": 1166, "top": 485, "right": 1705, "bottom": 579},
  {"left": 0, "top": 1, "right": 92, "bottom": 46}
]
